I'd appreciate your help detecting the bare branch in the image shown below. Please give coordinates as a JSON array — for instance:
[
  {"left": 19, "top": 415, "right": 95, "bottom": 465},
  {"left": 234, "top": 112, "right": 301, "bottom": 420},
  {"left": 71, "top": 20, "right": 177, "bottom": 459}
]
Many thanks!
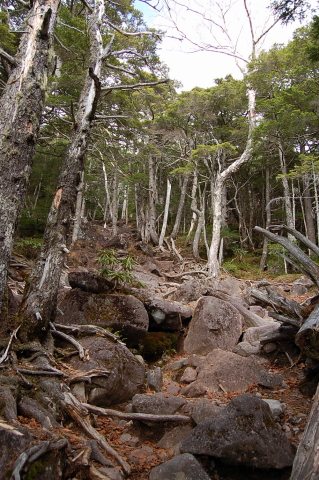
[
  {"left": 0, "top": 48, "right": 17, "bottom": 67},
  {"left": 58, "top": 20, "right": 85, "bottom": 35},
  {"left": 101, "top": 78, "right": 169, "bottom": 92},
  {"left": 107, "top": 20, "right": 158, "bottom": 38}
]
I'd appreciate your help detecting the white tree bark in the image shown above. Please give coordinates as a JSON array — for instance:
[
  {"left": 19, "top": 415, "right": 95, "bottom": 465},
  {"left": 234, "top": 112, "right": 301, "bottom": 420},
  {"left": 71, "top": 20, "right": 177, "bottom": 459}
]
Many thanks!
[
  {"left": 158, "top": 178, "right": 172, "bottom": 247},
  {"left": 207, "top": 88, "right": 256, "bottom": 277}
]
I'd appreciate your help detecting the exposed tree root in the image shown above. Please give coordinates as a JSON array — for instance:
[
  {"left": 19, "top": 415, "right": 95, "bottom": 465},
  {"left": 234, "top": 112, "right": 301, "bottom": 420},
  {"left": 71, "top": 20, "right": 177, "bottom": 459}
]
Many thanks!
[{"left": 10, "top": 438, "right": 68, "bottom": 480}]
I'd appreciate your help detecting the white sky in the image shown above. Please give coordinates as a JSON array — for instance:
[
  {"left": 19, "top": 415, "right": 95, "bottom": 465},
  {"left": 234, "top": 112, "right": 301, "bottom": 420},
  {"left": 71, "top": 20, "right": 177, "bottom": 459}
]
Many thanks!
[{"left": 134, "top": 0, "right": 317, "bottom": 91}]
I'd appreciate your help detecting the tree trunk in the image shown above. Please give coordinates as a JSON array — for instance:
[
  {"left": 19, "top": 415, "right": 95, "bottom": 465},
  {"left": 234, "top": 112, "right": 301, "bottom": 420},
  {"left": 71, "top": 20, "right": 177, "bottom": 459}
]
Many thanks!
[
  {"left": 158, "top": 178, "right": 171, "bottom": 247},
  {"left": 147, "top": 155, "right": 159, "bottom": 245},
  {"left": 303, "top": 172, "right": 316, "bottom": 245},
  {"left": 295, "top": 304, "right": 319, "bottom": 360},
  {"left": 290, "top": 382, "right": 319, "bottom": 480},
  {"left": 19, "top": 0, "right": 104, "bottom": 339},
  {"left": 71, "top": 172, "right": 84, "bottom": 246},
  {"left": 0, "top": 0, "right": 60, "bottom": 314},
  {"left": 207, "top": 88, "right": 256, "bottom": 277},
  {"left": 171, "top": 175, "right": 188, "bottom": 240},
  {"left": 260, "top": 164, "right": 271, "bottom": 271},
  {"left": 111, "top": 157, "right": 119, "bottom": 236}
]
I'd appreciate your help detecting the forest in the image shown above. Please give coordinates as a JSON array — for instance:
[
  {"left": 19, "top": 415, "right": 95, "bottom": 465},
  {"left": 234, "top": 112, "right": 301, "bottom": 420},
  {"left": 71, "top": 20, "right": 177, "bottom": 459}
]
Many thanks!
[{"left": 2, "top": 0, "right": 319, "bottom": 479}]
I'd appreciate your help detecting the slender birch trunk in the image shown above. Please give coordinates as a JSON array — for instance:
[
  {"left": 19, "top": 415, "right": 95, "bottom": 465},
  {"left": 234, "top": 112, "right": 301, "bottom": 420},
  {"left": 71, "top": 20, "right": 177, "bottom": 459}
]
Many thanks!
[
  {"left": 303, "top": 173, "right": 316, "bottom": 245},
  {"left": 207, "top": 88, "right": 256, "bottom": 277},
  {"left": 260, "top": 164, "right": 271, "bottom": 271},
  {"left": 19, "top": 0, "right": 104, "bottom": 339},
  {"left": 147, "top": 155, "right": 159, "bottom": 245},
  {"left": 158, "top": 178, "right": 171, "bottom": 247},
  {"left": 0, "top": 0, "right": 60, "bottom": 314},
  {"left": 171, "top": 175, "right": 188, "bottom": 240}
]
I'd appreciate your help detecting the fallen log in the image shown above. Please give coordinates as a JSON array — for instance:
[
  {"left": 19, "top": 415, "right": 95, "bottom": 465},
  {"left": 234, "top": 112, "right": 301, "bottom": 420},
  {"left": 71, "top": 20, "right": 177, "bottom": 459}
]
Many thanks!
[
  {"left": 254, "top": 226, "right": 319, "bottom": 287},
  {"left": 290, "top": 383, "right": 319, "bottom": 480},
  {"left": 251, "top": 287, "right": 302, "bottom": 320},
  {"left": 295, "top": 303, "right": 319, "bottom": 360}
]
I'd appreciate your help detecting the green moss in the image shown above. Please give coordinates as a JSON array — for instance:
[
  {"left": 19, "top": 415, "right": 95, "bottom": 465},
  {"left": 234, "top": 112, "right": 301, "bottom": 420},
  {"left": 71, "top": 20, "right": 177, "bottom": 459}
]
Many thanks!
[
  {"left": 141, "top": 332, "right": 178, "bottom": 359},
  {"left": 25, "top": 460, "right": 45, "bottom": 480}
]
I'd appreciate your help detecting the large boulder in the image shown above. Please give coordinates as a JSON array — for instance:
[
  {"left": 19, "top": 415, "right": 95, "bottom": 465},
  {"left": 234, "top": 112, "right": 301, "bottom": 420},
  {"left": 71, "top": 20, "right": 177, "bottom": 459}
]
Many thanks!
[
  {"left": 149, "top": 453, "right": 211, "bottom": 480},
  {"left": 184, "top": 297, "right": 243, "bottom": 355},
  {"left": 144, "top": 296, "right": 193, "bottom": 331},
  {"left": 181, "top": 349, "right": 264, "bottom": 395},
  {"left": 56, "top": 290, "right": 149, "bottom": 346},
  {"left": 67, "top": 336, "right": 145, "bottom": 406},
  {"left": 180, "top": 393, "right": 294, "bottom": 469}
]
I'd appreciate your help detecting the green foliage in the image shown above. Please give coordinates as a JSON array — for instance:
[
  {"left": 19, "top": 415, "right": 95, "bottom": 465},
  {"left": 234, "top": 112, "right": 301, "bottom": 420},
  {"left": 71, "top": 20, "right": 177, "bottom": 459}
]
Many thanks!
[
  {"left": 95, "top": 249, "right": 144, "bottom": 287},
  {"left": 141, "top": 332, "right": 178, "bottom": 359},
  {"left": 14, "top": 238, "right": 42, "bottom": 260}
]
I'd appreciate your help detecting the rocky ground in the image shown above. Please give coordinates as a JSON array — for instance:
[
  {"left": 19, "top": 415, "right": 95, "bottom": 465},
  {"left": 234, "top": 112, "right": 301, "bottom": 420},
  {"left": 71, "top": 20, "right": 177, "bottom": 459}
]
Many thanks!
[{"left": 5, "top": 221, "right": 319, "bottom": 480}]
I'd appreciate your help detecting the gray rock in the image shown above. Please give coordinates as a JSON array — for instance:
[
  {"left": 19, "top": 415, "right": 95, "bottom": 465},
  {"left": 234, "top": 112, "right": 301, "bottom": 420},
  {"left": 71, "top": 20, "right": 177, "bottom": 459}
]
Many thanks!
[
  {"left": 180, "top": 382, "right": 207, "bottom": 398},
  {"left": 168, "top": 358, "right": 190, "bottom": 371},
  {"left": 180, "top": 393, "right": 294, "bottom": 469},
  {"left": 185, "top": 349, "right": 264, "bottom": 394},
  {"left": 165, "top": 382, "right": 181, "bottom": 395},
  {"left": 144, "top": 296, "right": 193, "bottom": 331},
  {"left": 262, "top": 342, "right": 278, "bottom": 353},
  {"left": 191, "top": 399, "right": 224, "bottom": 424},
  {"left": 172, "top": 279, "right": 208, "bottom": 303},
  {"left": 243, "top": 323, "right": 280, "bottom": 344},
  {"left": 262, "top": 399, "right": 286, "bottom": 421},
  {"left": 232, "top": 341, "right": 260, "bottom": 357},
  {"left": 56, "top": 290, "right": 149, "bottom": 346},
  {"left": 258, "top": 370, "right": 284, "bottom": 389},
  {"left": 68, "top": 271, "right": 114, "bottom": 293},
  {"left": 289, "top": 283, "right": 308, "bottom": 296},
  {"left": 149, "top": 453, "right": 211, "bottom": 480},
  {"left": 147, "top": 367, "right": 163, "bottom": 392},
  {"left": 132, "top": 393, "right": 187, "bottom": 415},
  {"left": 180, "top": 367, "right": 197, "bottom": 384},
  {"left": 209, "top": 277, "right": 245, "bottom": 296},
  {"left": 98, "top": 467, "right": 124, "bottom": 480},
  {"left": 67, "top": 336, "right": 145, "bottom": 406},
  {"left": 184, "top": 297, "right": 243, "bottom": 355},
  {"left": 157, "top": 426, "right": 194, "bottom": 450}
]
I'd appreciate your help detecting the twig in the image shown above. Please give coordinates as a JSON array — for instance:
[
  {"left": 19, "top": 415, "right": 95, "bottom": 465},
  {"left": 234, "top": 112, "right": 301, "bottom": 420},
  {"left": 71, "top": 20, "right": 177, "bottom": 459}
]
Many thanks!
[
  {"left": 82, "top": 403, "right": 191, "bottom": 423},
  {"left": 0, "top": 326, "right": 21, "bottom": 364},
  {"left": 17, "top": 368, "right": 68, "bottom": 377}
]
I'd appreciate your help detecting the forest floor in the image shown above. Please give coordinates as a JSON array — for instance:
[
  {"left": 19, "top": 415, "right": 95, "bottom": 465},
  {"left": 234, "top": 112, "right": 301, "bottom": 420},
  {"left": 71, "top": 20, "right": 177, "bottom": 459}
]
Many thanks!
[{"left": 9, "top": 221, "right": 317, "bottom": 480}]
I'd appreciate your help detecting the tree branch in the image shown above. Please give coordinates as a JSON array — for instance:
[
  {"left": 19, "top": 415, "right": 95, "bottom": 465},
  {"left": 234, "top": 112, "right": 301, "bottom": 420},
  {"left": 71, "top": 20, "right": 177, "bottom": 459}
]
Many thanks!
[{"left": 101, "top": 78, "right": 169, "bottom": 93}]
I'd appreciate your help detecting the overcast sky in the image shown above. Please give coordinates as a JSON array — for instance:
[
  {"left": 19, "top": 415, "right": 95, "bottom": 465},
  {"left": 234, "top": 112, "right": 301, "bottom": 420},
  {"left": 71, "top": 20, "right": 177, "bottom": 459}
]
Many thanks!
[{"left": 135, "top": 0, "right": 316, "bottom": 91}]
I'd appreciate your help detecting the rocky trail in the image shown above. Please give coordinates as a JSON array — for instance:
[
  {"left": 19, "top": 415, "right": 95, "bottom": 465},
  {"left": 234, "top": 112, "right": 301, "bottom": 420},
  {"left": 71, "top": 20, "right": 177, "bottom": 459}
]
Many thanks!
[{"left": 2, "top": 221, "right": 319, "bottom": 480}]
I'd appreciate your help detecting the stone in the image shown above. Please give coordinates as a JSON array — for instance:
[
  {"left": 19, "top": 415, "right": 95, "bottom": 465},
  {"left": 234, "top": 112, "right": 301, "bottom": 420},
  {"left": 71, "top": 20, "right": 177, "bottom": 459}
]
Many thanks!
[
  {"left": 243, "top": 323, "right": 280, "bottom": 344},
  {"left": 232, "top": 341, "right": 260, "bottom": 357},
  {"left": 180, "top": 393, "right": 294, "bottom": 469},
  {"left": 56, "top": 290, "right": 149, "bottom": 346},
  {"left": 68, "top": 271, "right": 114, "bottom": 293},
  {"left": 209, "top": 277, "right": 245, "bottom": 296},
  {"left": 258, "top": 370, "right": 284, "bottom": 389},
  {"left": 172, "top": 279, "right": 208, "bottom": 303},
  {"left": 262, "top": 399, "right": 286, "bottom": 421},
  {"left": 147, "top": 367, "right": 163, "bottom": 392},
  {"left": 97, "top": 467, "right": 123, "bottom": 480},
  {"left": 185, "top": 349, "right": 264, "bottom": 395},
  {"left": 165, "top": 382, "right": 181, "bottom": 395},
  {"left": 191, "top": 399, "right": 224, "bottom": 424},
  {"left": 144, "top": 296, "right": 193, "bottom": 331},
  {"left": 67, "top": 336, "right": 145, "bottom": 406},
  {"left": 289, "top": 283, "right": 308, "bottom": 296},
  {"left": 180, "top": 382, "right": 207, "bottom": 398},
  {"left": 149, "top": 453, "right": 211, "bottom": 480},
  {"left": 184, "top": 296, "right": 243, "bottom": 355},
  {"left": 180, "top": 367, "right": 197, "bottom": 384},
  {"left": 262, "top": 342, "right": 278, "bottom": 353},
  {"left": 132, "top": 393, "right": 187, "bottom": 415},
  {"left": 157, "top": 426, "right": 194, "bottom": 450},
  {"left": 168, "top": 358, "right": 190, "bottom": 371}
]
